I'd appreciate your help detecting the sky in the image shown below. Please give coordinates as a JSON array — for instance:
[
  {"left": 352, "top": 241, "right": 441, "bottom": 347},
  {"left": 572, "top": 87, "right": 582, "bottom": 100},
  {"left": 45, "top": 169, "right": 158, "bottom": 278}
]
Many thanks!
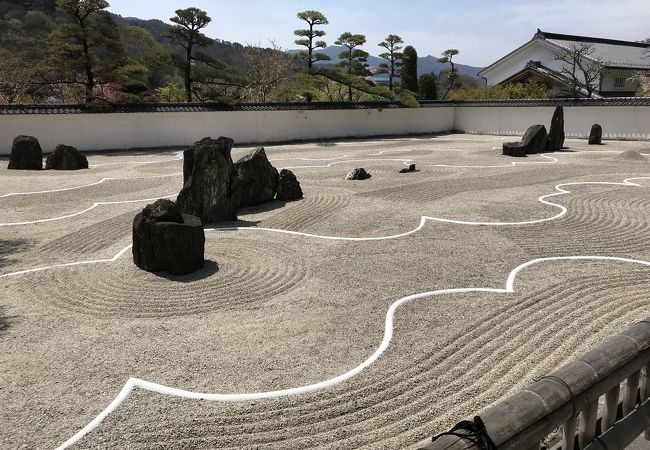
[{"left": 107, "top": 0, "right": 650, "bottom": 67}]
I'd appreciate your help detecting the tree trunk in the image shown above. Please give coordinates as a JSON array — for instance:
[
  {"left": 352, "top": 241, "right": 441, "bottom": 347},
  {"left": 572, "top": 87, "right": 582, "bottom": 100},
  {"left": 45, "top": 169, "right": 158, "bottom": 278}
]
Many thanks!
[
  {"left": 185, "top": 44, "right": 193, "bottom": 103},
  {"left": 347, "top": 56, "right": 353, "bottom": 102},
  {"left": 80, "top": 26, "right": 94, "bottom": 103},
  {"left": 307, "top": 22, "right": 314, "bottom": 71}
]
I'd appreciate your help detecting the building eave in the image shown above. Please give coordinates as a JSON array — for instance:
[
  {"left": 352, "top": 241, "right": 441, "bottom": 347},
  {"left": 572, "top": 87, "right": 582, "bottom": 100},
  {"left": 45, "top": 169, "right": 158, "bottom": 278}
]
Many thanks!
[{"left": 479, "top": 38, "right": 563, "bottom": 77}]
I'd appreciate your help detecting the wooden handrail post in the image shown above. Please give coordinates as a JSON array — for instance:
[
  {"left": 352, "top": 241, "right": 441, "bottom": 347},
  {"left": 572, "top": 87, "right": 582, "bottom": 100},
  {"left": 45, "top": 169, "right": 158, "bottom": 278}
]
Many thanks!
[
  {"left": 624, "top": 371, "right": 641, "bottom": 416},
  {"left": 579, "top": 400, "right": 599, "bottom": 448},
  {"left": 603, "top": 385, "right": 620, "bottom": 432},
  {"left": 563, "top": 415, "right": 578, "bottom": 450}
]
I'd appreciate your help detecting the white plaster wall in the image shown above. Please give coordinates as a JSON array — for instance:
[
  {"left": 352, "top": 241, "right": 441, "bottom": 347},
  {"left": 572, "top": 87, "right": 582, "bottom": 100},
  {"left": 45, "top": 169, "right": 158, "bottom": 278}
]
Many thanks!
[
  {"left": 455, "top": 106, "right": 650, "bottom": 140},
  {"left": 0, "top": 107, "right": 455, "bottom": 155},
  {"left": 601, "top": 69, "right": 639, "bottom": 92}
]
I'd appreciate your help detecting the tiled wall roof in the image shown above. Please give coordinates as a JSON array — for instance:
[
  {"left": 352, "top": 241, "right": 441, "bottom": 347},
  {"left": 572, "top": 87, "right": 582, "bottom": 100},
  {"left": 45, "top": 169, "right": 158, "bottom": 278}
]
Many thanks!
[{"left": 2, "top": 98, "right": 650, "bottom": 115}]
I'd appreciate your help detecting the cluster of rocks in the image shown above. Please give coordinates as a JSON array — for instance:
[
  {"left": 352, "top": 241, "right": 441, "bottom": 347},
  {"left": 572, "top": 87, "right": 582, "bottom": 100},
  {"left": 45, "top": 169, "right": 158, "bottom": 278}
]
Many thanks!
[
  {"left": 134, "top": 136, "right": 304, "bottom": 275},
  {"left": 7, "top": 135, "right": 88, "bottom": 170},
  {"left": 502, "top": 109, "right": 608, "bottom": 156},
  {"left": 176, "top": 137, "right": 303, "bottom": 224},
  {"left": 503, "top": 106, "right": 565, "bottom": 157}
]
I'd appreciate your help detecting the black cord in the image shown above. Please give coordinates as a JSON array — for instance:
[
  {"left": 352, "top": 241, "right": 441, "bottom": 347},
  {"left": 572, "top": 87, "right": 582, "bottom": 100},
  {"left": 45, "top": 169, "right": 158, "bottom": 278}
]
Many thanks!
[{"left": 430, "top": 416, "right": 497, "bottom": 450}]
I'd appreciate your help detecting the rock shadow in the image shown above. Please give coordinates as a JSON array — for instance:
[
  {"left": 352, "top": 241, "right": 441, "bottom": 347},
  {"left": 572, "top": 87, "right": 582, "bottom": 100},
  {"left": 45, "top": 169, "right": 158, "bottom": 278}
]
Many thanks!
[
  {"left": 153, "top": 260, "right": 219, "bottom": 283},
  {"left": 85, "top": 147, "right": 184, "bottom": 158},
  {"left": 239, "top": 199, "right": 294, "bottom": 215},
  {"left": 0, "top": 306, "right": 15, "bottom": 335},
  {"left": 0, "top": 239, "right": 34, "bottom": 270}
]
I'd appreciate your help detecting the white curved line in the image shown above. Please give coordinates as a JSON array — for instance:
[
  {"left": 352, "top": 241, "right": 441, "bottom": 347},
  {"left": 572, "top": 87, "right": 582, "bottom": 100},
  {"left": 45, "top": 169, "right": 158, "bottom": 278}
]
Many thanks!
[
  {"left": 281, "top": 158, "right": 413, "bottom": 170},
  {"left": 0, "top": 173, "right": 182, "bottom": 198},
  {"left": 52, "top": 256, "right": 650, "bottom": 450},
  {"left": 423, "top": 179, "right": 647, "bottom": 226},
  {"left": 89, "top": 153, "right": 183, "bottom": 168},
  {"left": 1, "top": 179, "right": 110, "bottom": 198},
  {"left": 206, "top": 216, "right": 428, "bottom": 242},
  {"left": 0, "top": 195, "right": 177, "bottom": 227},
  {"left": 426, "top": 153, "right": 559, "bottom": 169},
  {"left": 269, "top": 155, "right": 356, "bottom": 162},
  {"left": 0, "top": 245, "right": 132, "bottom": 279},
  {"left": 211, "top": 177, "right": 650, "bottom": 239},
  {"left": 2, "top": 176, "right": 648, "bottom": 231}
]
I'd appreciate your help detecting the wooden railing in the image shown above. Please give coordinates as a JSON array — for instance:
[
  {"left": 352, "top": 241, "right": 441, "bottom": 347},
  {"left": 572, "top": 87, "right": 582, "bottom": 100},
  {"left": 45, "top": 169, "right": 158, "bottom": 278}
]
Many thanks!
[{"left": 419, "top": 318, "right": 650, "bottom": 450}]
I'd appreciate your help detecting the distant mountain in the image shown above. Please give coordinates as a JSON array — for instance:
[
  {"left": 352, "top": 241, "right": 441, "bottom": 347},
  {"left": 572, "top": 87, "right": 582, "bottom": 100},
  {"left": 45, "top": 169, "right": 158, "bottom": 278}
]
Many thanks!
[
  {"left": 3, "top": 0, "right": 55, "bottom": 13},
  {"left": 288, "top": 46, "right": 484, "bottom": 81}
]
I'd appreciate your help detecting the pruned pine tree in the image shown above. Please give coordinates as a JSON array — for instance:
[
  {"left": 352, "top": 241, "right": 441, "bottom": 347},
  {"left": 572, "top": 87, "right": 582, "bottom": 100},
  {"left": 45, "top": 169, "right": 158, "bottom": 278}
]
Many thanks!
[
  {"left": 293, "top": 10, "right": 330, "bottom": 71},
  {"left": 50, "top": 0, "right": 125, "bottom": 103},
  {"left": 438, "top": 49, "right": 459, "bottom": 100},
  {"left": 335, "top": 32, "right": 369, "bottom": 101},
  {"left": 378, "top": 34, "right": 404, "bottom": 91},
  {"left": 165, "top": 7, "right": 214, "bottom": 102}
]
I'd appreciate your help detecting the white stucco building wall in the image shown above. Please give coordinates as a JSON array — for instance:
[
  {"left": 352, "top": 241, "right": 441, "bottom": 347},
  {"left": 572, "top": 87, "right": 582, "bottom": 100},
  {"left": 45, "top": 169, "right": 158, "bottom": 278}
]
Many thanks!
[{"left": 480, "top": 40, "right": 568, "bottom": 86}]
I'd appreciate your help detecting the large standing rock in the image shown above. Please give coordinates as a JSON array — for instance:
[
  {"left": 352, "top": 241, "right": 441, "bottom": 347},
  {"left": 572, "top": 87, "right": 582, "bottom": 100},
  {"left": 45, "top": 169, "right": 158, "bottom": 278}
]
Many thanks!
[
  {"left": 547, "top": 106, "right": 565, "bottom": 151},
  {"left": 502, "top": 125, "right": 548, "bottom": 157},
  {"left": 8, "top": 135, "right": 42, "bottom": 170},
  {"left": 346, "top": 168, "right": 372, "bottom": 180},
  {"left": 132, "top": 199, "right": 205, "bottom": 275},
  {"left": 276, "top": 169, "right": 303, "bottom": 201},
  {"left": 234, "top": 147, "right": 279, "bottom": 207},
  {"left": 177, "top": 137, "right": 241, "bottom": 223},
  {"left": 45, "top": 144, "right": 88, "bottom": 170},
  {"left": 589, "top": 124, "right": 603, "bottom": 145}
]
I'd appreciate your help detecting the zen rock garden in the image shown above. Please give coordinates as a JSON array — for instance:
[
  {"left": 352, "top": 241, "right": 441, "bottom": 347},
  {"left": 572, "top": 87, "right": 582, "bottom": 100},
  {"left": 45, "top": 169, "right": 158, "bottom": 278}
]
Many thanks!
[
  {"left": 7, "top": 135, "right": 88, "bottom": 170},
  {"left": 134, "top": 136, "right": 303, "bottom": 275}
]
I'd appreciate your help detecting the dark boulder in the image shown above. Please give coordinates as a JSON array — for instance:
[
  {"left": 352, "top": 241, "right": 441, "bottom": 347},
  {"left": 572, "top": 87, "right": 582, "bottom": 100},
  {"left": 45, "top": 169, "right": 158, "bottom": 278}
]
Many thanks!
[
  {"left": 276, "top": 169, "right": 303, "bottom": 201},
  {"left": 234, "top": 147, "right": 279, "bottom": 207},
  {"left": 547, "top": 106, "right": 565, "bottom": 151},
  {"left": 502, "top": 125, "right": 548, "bottom": 157},
  {"left": 177, "top": 137, "right": 241, "bottom": 223},
  {"left": 589, "top": 124, "right": 603, "bottom": 145},
  {"left": 8, "top": 135, "right": 42, "bottom": 170},
  {"left": 502, "top": 142, "right": 527, "bottom": 157},
  {"left": 45, "top": 144, "right": 88, "bottom": 170},
  {"left": 132, "top": 199, "right": 205, "bottom": 275},
  {"left": 346, "top": 168, "right": 372, "bottom": 180},
  {"left": 399, "top": 164, "right": 417, "bottom": 173}
]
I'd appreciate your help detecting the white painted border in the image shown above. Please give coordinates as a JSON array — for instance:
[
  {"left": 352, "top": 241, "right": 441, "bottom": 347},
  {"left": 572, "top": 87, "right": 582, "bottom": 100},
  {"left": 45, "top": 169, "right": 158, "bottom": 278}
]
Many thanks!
[{"left": 44, "top": 255, "right": 650, "bottom": 449}]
